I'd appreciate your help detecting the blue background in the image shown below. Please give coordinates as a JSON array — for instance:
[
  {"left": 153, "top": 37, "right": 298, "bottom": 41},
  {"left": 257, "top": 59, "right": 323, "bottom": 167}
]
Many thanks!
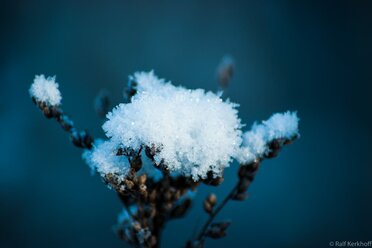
[{"left": 1, "top": 1, "right": 371, "bottom": 247}]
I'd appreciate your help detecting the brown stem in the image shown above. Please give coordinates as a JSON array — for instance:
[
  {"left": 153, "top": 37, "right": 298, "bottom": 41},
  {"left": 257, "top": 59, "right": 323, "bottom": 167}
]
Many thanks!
[
  {"left": 152, "top": 220, "right": 163, "bottom": 248},
  {"left": 192, "top": 161, "right": 262, "bottom": 245},
  {"left": 32, "top": 99, "right": 94, "bottom": 149},
  {"left": 192, "top": 137, "right": 298, "bottom": 246},
  {"left": 196, "top": 183, "right": 239, "bottom": 242}
]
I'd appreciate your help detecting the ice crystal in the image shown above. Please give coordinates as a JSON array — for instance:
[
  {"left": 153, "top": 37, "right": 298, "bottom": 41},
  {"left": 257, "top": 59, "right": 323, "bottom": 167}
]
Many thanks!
[
  {"left": 263, "top": 111, "right": 299, "bottom": 140},
  {"left": 29, "top": 75, "right": 62, "bottom": 106}
]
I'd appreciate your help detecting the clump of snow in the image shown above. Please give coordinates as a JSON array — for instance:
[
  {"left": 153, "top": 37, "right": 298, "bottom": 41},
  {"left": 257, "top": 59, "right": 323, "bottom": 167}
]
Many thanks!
[
  {"left": 83, "top": 139, "right": 130, "bottom": 177},
  {"left": 103, "top": 71, "right": 243, "bottom": 181},
  {"left": 238, "top": 111, "right": 299, "bottom": 163},
  {"left": 130, "top": 71, "right": 165, "bottom": 93},
  {"left": 83, "top": 71, "right": 299, "bottom": 181},
  {"left": 242, "top": 124, "right": 268, "bottom": 156},
  {"left": 29, "top": 75, "right": 62, "bottom": 106},
  {"left": 263, "top": 111, "right": 299, "bottom": 140}
]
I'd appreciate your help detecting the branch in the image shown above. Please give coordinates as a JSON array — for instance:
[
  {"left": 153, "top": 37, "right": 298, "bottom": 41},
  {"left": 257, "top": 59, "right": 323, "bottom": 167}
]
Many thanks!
[
  {"left": 195, "top": 162, "right": 259, "bottom": 245},
  {"left": 32, "top": 98, "right": 94, "bottom": 149},
  {"left": 189, "top": 136, "right": 298, "bottom": 247},
  {"left": 197, "top": 183, "right": 239, "bottom": 242}
]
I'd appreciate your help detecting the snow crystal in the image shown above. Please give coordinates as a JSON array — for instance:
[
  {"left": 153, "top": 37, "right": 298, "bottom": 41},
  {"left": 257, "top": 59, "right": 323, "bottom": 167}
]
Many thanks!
[
  {"left": 243, "top": 124, "right": 268, "bottom": 156},
  {"left": 238, "top": 111, "right": 299, "bottom": 163},
  {"left": 29, "top": 75, "right": 62, "bottom": 106},
  {"left": 83, "top": 139, "right": 130, "bottom": 177},
  {"left": 263, "top": 111, "right": 299, "bottom": 140},
  {"left": 130, "top": 70, "right": 165, "bottom": 93},
  {"left": 103, "top": 71, "right": 243, "bottom": 181}
]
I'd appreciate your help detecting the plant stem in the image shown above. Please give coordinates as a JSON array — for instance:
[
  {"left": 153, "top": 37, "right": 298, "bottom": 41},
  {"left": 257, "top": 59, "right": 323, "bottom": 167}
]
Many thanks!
[
  {"left": 194, "top": 161, "right": 264, "bottom": 245},
  {"left": 196, "top": 183, "right": 239, "bottom": 242}
]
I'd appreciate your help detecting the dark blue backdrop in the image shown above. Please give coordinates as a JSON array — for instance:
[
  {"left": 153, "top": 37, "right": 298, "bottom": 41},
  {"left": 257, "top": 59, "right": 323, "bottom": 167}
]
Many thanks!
[{"left": 1, "top": 1, "right": 371, "bottom": 247}]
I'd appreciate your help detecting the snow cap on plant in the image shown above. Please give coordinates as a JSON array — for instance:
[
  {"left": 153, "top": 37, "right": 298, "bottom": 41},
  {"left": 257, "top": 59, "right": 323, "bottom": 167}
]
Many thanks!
[
  {"left": 238, "top": 111, "right": 299, "bottom": 163},
  {"left": 29, "top": 75, "right": 62, "bottom": 106},
  {"left": 83, "top": 139, "right": 130, "bottom": 178},
  {"left": 263, "top": 111, "right": 299, "bottom": 140},
  {"left": 103, "top": 71, "right": 243, "bottom": 181}
]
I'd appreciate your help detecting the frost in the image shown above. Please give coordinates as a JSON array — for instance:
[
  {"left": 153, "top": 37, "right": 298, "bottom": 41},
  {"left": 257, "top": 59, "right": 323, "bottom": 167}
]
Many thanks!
[
  {"left": 103, "top": 71, "right": 243, "bottom": 181},
  {"left": 263, "top": 111, "right": 299, "bottom": 140},
  {"left": 82, "top": 139, "right": 130, "bottom": 177},
  {"left": 29, "top": 75, "right": 62, "bottom": 106},
  {"left": 238, "top": 111, "right": 299, "bottom": 163},
  {"left": 243, "top": 124, "right": 268, "bottom": 156},
  {"left": 130, "top": 70, "right": 165, "bottom": 93}
]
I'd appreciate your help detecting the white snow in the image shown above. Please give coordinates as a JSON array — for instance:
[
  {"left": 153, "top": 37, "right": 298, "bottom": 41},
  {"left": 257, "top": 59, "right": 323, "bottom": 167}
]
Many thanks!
[
  {"left": 83, "top": 139, "right": 130, "bottom": 178},
  {"left": 79, "top": 71, "right": 299, "bottom": 180},
  {"left": 103, "top": 71, "right": 243, "bottom": 181},
  {"left": 237, "top": 111, "right": 299, "bottom": 163},
  {"left": 263, "top": 111, "right": 299, "bottom": 140},
  {"left": 29, "top": 75, "right": 62, "bottom": 106}
]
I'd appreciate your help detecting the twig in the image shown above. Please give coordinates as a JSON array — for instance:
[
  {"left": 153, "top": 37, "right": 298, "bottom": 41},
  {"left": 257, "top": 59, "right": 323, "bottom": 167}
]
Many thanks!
[{"left": 196, "top": 183, "right": 239, "bottom": 242}]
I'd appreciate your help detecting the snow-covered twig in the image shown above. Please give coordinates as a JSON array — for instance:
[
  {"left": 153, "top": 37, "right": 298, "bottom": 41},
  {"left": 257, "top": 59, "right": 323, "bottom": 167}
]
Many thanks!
[{"left": 30, "top": 62, "right": 299, "bottom": 248}]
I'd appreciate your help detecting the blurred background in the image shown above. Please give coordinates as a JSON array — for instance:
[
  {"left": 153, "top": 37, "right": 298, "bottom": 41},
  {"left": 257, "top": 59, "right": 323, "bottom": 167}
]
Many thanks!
[{"left": 1, "top": 0, "right": 371, "bottom": 247}]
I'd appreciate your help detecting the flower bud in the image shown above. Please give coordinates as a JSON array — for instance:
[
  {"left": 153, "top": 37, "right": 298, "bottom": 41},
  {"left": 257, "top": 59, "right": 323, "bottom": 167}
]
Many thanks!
[
  {"left": 203, "top": 201, "right": 213, "bottom": 214},
  {"left": 138, "top": 174, "right": 147, "bottom": 185},
  {"left": 207, "top": 193, "right": 217, "bottom": 206}
]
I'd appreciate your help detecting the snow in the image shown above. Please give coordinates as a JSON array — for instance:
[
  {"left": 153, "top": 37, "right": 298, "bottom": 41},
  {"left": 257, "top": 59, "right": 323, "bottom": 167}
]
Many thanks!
[
  {"left": 83, "top": 139, "right": 130, "bottom": 178},
  {"left": 29, "top": 75, "right": 62, "bottom": 106},
  {"left": 103, "top": 71, "right": 243, "bottom": 180},
  {"left": 263, "top": 111, "right": 299, "bottom": 140},
  {"left": 237, "top": 111, "right": 299, "bottom": 163},
  {"left": 79, "top": 71, "right": 299, "bottom": 180}
]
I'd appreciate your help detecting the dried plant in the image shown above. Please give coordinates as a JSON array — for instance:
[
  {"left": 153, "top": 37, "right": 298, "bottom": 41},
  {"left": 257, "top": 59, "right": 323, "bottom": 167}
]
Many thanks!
[{"left": 29, "top": 58, "right": 299, "bottom": 248}]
